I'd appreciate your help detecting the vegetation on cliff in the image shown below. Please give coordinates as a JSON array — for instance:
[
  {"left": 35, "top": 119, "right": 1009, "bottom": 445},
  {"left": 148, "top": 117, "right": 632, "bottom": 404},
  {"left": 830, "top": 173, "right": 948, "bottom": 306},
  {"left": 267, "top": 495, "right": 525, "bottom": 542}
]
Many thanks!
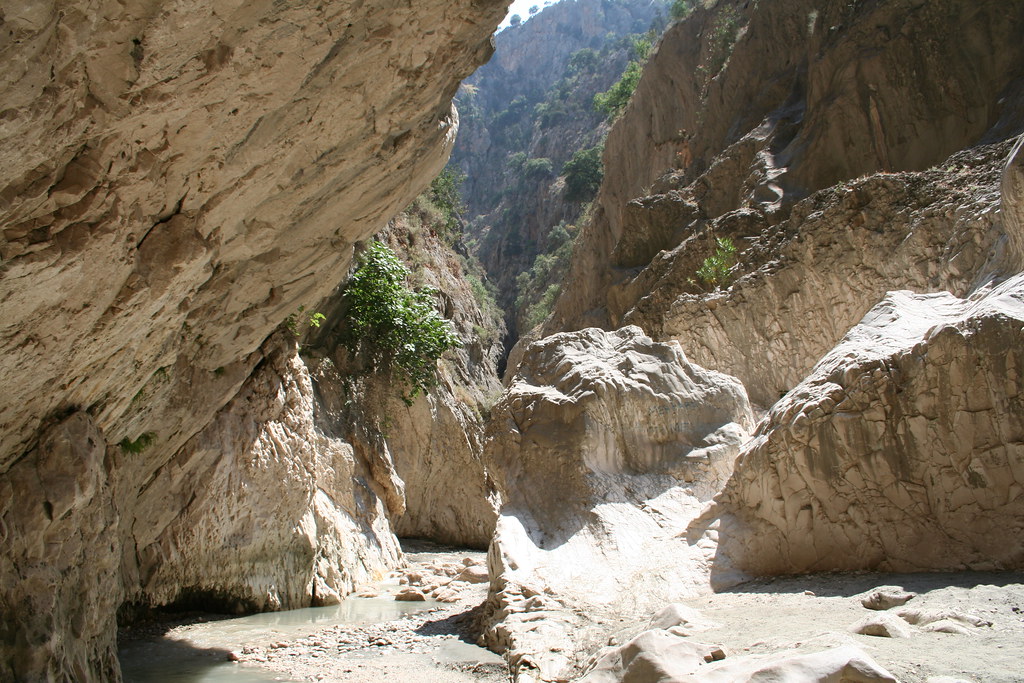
[{"left": 340, "top": 241, "right": 462, "bottom": 403}]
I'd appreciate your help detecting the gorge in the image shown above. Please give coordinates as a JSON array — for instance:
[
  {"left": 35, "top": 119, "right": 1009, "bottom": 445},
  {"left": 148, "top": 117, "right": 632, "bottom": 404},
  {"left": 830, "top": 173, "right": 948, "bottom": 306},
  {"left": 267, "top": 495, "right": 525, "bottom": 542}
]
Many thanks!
[{"left": 1, "top": 0, "right": 1023, "bottom": 682}]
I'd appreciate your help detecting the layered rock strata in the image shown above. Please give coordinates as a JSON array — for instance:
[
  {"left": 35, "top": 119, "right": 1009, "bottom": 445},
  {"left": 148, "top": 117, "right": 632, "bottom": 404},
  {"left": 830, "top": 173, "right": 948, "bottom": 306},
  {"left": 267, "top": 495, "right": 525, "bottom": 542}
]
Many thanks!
[
  {"left": 479, "top": 326, "right": 753, "bottom": 681},
  {"left": 0, "top": 0, "right": 508, "bottom": 679}
]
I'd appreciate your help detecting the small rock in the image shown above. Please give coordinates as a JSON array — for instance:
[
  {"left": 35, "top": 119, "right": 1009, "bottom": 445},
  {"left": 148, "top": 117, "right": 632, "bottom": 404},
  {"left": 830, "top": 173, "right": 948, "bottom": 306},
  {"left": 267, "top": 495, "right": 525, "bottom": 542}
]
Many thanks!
[
  {"left": 804, "top": 590, "right": 815, "bottom": 596},
  {"left": 456, "top": 565, "right": 489, "bottom": 584},
  {"left": 921, "top": 619, "right": 973, "bottom": 635},
  {"left": 702, "top": 646, "right": 727, "bottom": 662},
  {"left": 226, "top": 651, "right": 240, "bottom": 662},
  {"left": 851, "top": 613, "right": 912, "bottom": 638},
  {"left": 395, "top": 587, "right": 427, "bottom": 601},
  {"left": 859, "top": 586, "right": 916, "bottom": 610}
]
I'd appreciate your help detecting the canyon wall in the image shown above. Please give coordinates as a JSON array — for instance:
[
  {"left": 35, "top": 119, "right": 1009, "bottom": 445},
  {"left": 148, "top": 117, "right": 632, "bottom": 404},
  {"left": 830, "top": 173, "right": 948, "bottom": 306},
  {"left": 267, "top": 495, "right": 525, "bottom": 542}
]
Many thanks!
[
  {"left": 480, "top": 1, "right": 1024, "bottom": 680},
  {"left": 0, "top": 0, "right": 508, "bottom": 679},
  {"left": 548, "top": 0, "right": 1024, "bottom": 340}
]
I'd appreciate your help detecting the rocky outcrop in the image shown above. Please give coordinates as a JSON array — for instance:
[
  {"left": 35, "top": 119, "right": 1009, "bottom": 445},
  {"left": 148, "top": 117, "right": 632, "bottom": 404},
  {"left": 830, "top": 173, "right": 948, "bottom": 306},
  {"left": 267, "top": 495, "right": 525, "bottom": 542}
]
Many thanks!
[
  {"left": 706, "top": 275, "right": 1024, "bottom": 578},
  {"left": 307, "top": 220, "right": 506, "bottom": 549},
  {"left": 549, "top": 0, "right": 1024, "bottom": 339},
  {"left": 0, "top": 0, "right": 507, "bottom": 678},
  {"left": 623, "top": 141, "right": 1014, "bottom": 406},
  {"left": 128, "top": 336, "right": 402, "bottom": 614},
  {"left": 479, "top": 326, "right": 753, "bottom": 681},
  {"left": 0, "top": 413, "right": 121, "bottom": 681}
]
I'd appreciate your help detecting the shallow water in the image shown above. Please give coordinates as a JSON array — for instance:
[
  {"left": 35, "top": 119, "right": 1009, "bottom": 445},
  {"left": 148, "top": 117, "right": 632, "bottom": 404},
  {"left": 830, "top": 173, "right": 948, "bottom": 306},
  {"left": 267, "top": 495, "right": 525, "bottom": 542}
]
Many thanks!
[{"left": 118, "top": 597, "right": 438, "bottom": 682}]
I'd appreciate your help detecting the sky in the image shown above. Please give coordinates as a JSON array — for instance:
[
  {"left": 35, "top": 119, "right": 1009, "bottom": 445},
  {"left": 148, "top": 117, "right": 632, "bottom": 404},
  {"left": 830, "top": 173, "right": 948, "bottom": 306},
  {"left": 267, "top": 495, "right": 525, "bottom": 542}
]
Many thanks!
[{"left": 498, "top": 0, "right": 563, "bottom": 30}]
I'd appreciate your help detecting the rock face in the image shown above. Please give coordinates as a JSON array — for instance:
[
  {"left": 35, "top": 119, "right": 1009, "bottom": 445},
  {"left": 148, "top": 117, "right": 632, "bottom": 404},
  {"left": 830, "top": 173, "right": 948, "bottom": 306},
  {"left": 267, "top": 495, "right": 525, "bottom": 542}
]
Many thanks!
[
  {"left": 625, "top": 140, "right": 1014, "bottom": 406},
  {"left": 0, "top": 0, "right": 507, "bottom": 679},
  {"left": 548, "top": 0, "right": 1024, "bottom": 340},
  {"left": 480, "top": 326, "right": 753, "bottom": 680},
  {"left": 708, "top": 276, "right": 1024, "bottom": 577},
  {"left": 482, "top": 0, "right": 1024, "bottom": 678},
  {"left": 306, "top": 220, "right": 506, "bottom": 549},
  {"left": 129, "top": 336, "right": 402, "bottom": 614}
]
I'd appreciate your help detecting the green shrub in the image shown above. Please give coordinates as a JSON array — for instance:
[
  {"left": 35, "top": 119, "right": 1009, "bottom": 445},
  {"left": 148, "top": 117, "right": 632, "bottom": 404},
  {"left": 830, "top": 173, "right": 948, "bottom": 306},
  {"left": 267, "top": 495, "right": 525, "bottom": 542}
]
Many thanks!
[
  {"left": 562, "top": 145, "right": 604, "bottom": 202},
  {"left": 285, "top": 305, "right": 326, "bottom": 336},
  {"left": 670, "top": 0, "right": 697, "bottom": 20},
  {"left": 119, "top": 432, "right": 156, "bottom": 454},
  {"left": 427, "top": 168, "right": 466, "bottom": 240},
  {"left": 522, "top": 157, "right": 555, "bottom": 180},
  {"left": 593, "top": 34, "right": 654, "bottom": 122},
  {"left": 341, "top": 242, "right": 461, "bottom": 404},
  {"left": 515, "top": 222, "right": 575, "bottom": 329},
  {"left": 696, "top": 237, "right": 738, "bottom": 289}
]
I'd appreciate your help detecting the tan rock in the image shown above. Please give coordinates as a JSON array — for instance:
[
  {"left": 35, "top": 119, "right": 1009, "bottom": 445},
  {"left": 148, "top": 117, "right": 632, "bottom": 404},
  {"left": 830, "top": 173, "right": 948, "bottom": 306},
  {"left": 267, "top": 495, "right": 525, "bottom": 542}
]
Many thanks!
[
  {"left": 858, "top": 586, "right": 916, "bottom": 611},
  {"left": 395, "top": 588, "right": 427, "bottom": 602},
  {"left": 713, "top": 276, "right": 1024, "bottom": 576},
  {"left": 481, "top": 326, "right": 753, "bottom": 681},
  {"left": 851, "top": 614, "right": 912, "bottom": 639},
  {"left": 0, "top": 0, "right": 505, "bottom": 678}
]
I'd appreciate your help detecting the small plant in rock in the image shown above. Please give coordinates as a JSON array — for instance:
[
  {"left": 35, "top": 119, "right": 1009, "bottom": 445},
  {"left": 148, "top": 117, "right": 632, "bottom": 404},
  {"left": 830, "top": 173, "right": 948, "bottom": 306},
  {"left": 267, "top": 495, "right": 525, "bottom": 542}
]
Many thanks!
[
  {"left": 341, "top": 241, "right": 461, "bottom": 405},
  {"left": 119, "top": 431, "right": 156, "bottom": 454},
  {"left": 696, "top": 237, "right": 738, "bottom": 289},
  {"left": 285, "top": 305, "right": 326, "bottom": 336}
]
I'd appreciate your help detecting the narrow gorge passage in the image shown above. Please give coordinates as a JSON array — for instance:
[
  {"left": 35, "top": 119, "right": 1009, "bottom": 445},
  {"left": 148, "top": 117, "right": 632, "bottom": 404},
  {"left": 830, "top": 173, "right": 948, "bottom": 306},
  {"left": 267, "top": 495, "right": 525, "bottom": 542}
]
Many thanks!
[{"left": 3, "top": 0, "right": 1024, "bottom": 681}]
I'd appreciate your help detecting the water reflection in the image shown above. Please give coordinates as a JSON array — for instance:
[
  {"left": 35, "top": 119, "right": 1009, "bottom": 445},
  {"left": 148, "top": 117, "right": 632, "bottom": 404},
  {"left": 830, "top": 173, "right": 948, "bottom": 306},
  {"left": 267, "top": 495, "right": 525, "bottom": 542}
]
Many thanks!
[{"left": 118, "top": 597, "right": 436, "bottom": 682}]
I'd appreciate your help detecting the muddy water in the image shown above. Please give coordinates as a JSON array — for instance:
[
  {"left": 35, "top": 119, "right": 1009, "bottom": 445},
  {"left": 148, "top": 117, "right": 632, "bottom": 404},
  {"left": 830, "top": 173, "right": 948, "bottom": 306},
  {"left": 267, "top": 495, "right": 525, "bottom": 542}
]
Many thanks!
[{"left": 118, "top": 598, "right": 438, "bottom": 682}]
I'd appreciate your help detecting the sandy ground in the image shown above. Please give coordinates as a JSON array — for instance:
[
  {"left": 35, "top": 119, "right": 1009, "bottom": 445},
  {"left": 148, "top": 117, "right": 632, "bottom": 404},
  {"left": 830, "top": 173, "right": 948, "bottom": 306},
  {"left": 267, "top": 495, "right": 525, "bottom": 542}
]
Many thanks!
[
  {"left": 121, "top": 546, "right": 1023, "bottom": 683},
  {"left": 588, "top": 570, "right": 1024, "bottom": 683}
]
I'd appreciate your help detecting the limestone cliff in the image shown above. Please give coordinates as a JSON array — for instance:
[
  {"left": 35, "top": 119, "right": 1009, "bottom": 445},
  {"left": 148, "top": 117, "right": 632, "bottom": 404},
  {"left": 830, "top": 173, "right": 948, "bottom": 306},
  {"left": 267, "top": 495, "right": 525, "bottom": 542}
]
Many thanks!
[
  {"left": 0, "top": 0, "right": 508, "bottom": 679},
  {"left": 480, "top": 326, "right": 753, "bottom": 680},
  {"left": 549, "top": 0, "right": 1024, "bottom": 339},
  {"left": 451, "top": 0, "right": 668, "bottom": 338}
]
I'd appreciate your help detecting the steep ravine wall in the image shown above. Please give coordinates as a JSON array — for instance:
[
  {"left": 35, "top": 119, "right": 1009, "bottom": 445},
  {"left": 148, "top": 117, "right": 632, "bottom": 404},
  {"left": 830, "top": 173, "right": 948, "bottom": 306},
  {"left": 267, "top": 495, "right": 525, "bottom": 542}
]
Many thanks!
[
  {"left": 0, "top": 0, "right": 509, "bottom": 680},
  {"left": 549, "top": 0, "right": 1024, "bottom": 340}
]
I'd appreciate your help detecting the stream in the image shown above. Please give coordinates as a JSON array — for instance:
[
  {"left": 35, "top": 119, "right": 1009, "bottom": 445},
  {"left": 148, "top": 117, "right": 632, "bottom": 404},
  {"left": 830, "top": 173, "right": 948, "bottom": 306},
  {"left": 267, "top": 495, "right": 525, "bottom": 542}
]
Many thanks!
[{"left": 118, "top": 543, "right": 506, "bottom": 683}]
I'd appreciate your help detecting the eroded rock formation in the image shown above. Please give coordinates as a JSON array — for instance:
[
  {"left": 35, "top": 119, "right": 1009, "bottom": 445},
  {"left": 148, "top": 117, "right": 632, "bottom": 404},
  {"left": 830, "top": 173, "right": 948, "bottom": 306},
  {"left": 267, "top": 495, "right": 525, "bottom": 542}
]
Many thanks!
[
  {"left": 0, "top": 0, "right": 508, "bottom": 679},
  {"left": 548, "top": 0, "right": 1024, "bottom": 340},
  {"left": 480, "top": 326, "right": 753, "bottom": 680},
  {"left": 707, "top": 275, "right": 1024, "bottom": 578},
  {"left": 479, "top": 1, "right": 1024, "bottom": 680}
]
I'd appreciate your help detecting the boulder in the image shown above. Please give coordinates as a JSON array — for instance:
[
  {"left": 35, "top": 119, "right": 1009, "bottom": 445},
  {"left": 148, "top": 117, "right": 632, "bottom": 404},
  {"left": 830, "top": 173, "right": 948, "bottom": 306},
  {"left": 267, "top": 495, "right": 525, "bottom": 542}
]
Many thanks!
[
  {"left": 858, "top": 587, "right": 917, "bottom": 611},
  {"left": 712, "top": 275, "right": 1024, "bottom": 577},
  {"left": 481, "top": 326, "right": 753, "bottom": 681},
  {"left": 850, "top": 614, "right": 912, "bottom": 639}
]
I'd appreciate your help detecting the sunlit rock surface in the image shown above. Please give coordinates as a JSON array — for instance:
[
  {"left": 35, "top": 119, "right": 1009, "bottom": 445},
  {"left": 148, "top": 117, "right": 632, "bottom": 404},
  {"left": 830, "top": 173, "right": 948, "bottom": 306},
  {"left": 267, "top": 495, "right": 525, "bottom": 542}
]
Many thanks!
[
  {"left": 0, "top": 0, "right": 508, "bottom": 679},
  {"left": 480, "top": 326, "right": 753, "bottom": 681},
  {"left": 708, "top": 275, "right": 1024, "bottom": 578}
]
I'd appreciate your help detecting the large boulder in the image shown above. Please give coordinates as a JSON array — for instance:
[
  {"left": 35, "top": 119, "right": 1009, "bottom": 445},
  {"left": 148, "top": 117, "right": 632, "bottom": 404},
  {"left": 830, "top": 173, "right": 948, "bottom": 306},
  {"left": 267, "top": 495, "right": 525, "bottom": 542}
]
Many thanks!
[
  {"left": 708, "top": 274, "right": 1024, "bottom": 577},
  {"left": 480, "top": 326, "right": 753, "bottom": 681}
]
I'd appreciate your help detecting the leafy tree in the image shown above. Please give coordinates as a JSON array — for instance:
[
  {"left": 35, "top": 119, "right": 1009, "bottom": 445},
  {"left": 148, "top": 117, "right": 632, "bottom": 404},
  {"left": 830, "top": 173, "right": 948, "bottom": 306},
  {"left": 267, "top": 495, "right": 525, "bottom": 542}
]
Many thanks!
[
  {"left": 427, "top": 168, "right": 466, "bottom": 238},
  {"left": 523, "top": 157, "right": 555, "bottom": 180},
  {"left": 529, "top": 5, "right": 540, "bottom": 14},
  {"left": 562, "top": 145, "right": 604, "bottom": 202},
  {"left": 510, "top": 14, "right": 522, "bottom": 26},
  {"left": 341, "top": 242, "right": 461, "bottom": 404}
]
